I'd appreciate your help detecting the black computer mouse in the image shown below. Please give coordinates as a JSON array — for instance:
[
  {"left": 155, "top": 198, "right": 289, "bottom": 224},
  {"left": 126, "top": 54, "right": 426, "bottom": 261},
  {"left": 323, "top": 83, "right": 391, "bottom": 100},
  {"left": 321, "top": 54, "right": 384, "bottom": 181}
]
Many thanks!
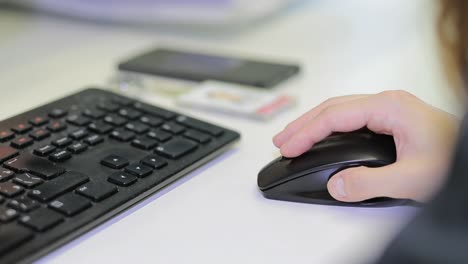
[{"left": 257, "top": 129, "right": 410, "bottom": 207}]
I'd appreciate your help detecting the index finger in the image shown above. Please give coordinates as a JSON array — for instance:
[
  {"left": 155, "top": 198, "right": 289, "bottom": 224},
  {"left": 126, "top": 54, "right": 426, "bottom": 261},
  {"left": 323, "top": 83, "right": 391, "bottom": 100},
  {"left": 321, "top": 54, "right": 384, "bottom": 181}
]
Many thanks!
[
  {"left": 273, "top": 94, "right": 369, "bottom": 147},
  {"left": 279, "top": 96, "right": 394, "bottom": 157}
]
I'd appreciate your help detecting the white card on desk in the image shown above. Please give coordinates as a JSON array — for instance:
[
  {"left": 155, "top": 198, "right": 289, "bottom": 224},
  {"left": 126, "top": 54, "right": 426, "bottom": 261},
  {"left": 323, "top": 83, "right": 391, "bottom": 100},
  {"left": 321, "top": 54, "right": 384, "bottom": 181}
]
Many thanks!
[{"left": 177, "top": 81, "right": 295, "bottom": 120}]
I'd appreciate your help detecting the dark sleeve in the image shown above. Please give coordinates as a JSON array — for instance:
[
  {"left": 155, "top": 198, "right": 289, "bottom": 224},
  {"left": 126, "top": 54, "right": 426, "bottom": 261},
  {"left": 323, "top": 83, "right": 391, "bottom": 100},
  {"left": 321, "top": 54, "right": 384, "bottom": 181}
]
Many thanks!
[{"left": 376, "top": 115, "right": 468, "bottom": 264}]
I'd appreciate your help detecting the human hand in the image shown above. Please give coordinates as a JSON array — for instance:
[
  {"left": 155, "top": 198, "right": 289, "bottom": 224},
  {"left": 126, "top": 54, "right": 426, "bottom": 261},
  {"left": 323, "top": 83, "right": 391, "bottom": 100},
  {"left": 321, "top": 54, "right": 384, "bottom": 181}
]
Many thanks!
[{"left": 273, "top": 90, "right": 460, "bottom": 202}]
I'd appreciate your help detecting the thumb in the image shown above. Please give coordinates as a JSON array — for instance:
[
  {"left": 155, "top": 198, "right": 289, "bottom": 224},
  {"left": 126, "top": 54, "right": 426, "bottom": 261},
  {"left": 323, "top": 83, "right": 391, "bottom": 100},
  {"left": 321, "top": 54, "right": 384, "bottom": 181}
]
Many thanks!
[{"left": 327, "top": 164, "right": 406, "bottom": 202}]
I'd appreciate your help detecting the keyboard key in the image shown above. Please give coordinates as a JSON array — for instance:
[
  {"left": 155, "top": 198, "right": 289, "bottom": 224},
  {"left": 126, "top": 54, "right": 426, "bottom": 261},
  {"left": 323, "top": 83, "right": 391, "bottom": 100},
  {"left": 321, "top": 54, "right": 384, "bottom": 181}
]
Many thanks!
[
  {"left": 147, "top": 129, "right": 172, "bottom": 142},
  {"left": 49, "top": 150, "right": 72, "bottom": 162},
  {"left": 124, "top": 163, "right": 153, "bottom": 178},
  {"left": 111, "top": 97, "right": 133, "bottom": 106},
  {"left": 10, "top": 136, "right": 34, "bottom": 149},
  {"left": 101, "top": 155, "right": 129, "bottom": 169},
  {"left": 183, "top": 129, "right": 211, "bottom": 144},
  {"left": 131, "top": 138, "right": 157, "bottom": 150},
  {"left": 5, "top": 153, "right": 65, "bottom": 179},
  {"left": 161, "top": 122, "right": 185, "bottom": 134},
  {"left": 0, "top": 182, "right": 23, "bottom": 197},
  {"left": 125, "top": 122, "right": 149, "bottom": 134},
  {"left": 48, "top": 108, "right": 68, "bottom": 118},
  {"left": 118, "top": 108, "right": 142, "bottom": 120},
  {"left": 29, "top": 116, "right": 49, "bottom": 126},
  {"left": 10, "top": 136, "right": 33, "bottom": 148},
  {"left": 76, "top": 182, "right": 117, "bottom": 202},
  {"left": 0, "top": 225, "right": 33, "bottom": 255},
  {"left": 108, "top": 172, "right": 137, "bottom": 187},
  {"left": 52, "top": 136, "right": 73, "bottom": 148},
  {"left": 19, "top": 208, "right": 63, "bottom": 232},
  {"left": 0, "top": 169, "right": 14, "bottom": 182},
  {"left": 30, "top": 128, "right": 51, "bottom": 140},
  {"left": 12, "top": 123, "right": 32, "bottom": 134},
  {"left": 97, "top": 102, "right": 120, "bottom": 112},
  {"left": 49, "top": 193, "right": 91, "bottom": 216},
  {"left": 141, "top": 155, "right": 167, "bottom": 169},
  {"left": 29, "top": 171, "right": 89, "bottom": 202},
  {"left": 104, "top": 114, "right": 127, "bottom": 126},
  {"left": 133, "top": 102, "right": 176, "bottom": 119},
  {"left": 0, "top": 206, "right": 19, "bottom": 222},
  {"left": 83, "top": 108, "right": 105, "bottom": 119},
  {"left": 84, "top": 135, "right": 104, "bottom": 146},
  {"left": 47, "top": 121, "right": 67, "bottom": 132},
  {"left": 175, "top": 115, "right": 224, "bottom": 136},
  {"left": 34, "top": 144, "right": 56, "bottom": 157},
  {"left": 13, "top": 173, "right": 43, "bottom": 188},
  {"left": 110, "top": 129, "right": 135, "bottom": 142},
  {"left": 67, "top": 142, "right": 88, "bottom": 154},
  {"left": 0, "top": 145, "right": 18, "bottom": 163},
  {"left": 69, "top": 128, "right": 89, "bottom": 140},
  {"left": 88, "top": 122, "right": 113, "bottom": 134},
  {"left": 139, "top": 116, "right": 163, "bottom": 127},
  {"left": 155, "top": 138, "right": 198, "bottom": 159},
  {"left": 66, "top": 114, "right": 91, "bottom": 126},
  {"left": 0, "top": 130, "right": 14, "bottom": 142},
  {"left": 8, "top": 196, "right": 40, "bottom": 212}
]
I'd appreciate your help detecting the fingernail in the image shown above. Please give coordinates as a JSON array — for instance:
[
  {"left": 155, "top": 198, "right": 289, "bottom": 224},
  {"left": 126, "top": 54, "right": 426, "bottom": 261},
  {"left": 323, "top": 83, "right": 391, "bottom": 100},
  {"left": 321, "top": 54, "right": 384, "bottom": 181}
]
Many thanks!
[
  {"left": 332, "top": 177, "right": 347, "bottom": 198},
  {"left": 273, "top": 132, "right": 285, "bottom": 146},
  {"left": 280, "top": 142, "right": 293, "bottom": 157},
  {"left": 272, "top": 134, "right": 280, "bottom": 145}
]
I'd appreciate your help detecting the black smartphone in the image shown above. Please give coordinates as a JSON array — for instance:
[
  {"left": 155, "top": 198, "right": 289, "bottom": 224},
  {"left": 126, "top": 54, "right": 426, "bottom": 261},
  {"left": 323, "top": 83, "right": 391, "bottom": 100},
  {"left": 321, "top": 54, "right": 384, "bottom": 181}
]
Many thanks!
[{"left": 118, "top": 48, "right": 300, "bottom": 88}]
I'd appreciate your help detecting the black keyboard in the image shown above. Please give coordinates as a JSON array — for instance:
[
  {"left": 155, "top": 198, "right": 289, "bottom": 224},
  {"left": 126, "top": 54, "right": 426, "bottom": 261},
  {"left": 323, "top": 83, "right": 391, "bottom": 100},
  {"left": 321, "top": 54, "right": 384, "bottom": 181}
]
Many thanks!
[{"left": 0, "top": 88, "right": 240, "bottom": 263}]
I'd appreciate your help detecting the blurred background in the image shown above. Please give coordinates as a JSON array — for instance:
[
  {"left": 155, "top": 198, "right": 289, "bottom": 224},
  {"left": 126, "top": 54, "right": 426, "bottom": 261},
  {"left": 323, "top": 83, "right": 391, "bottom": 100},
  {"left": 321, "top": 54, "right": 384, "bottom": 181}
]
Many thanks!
[
  {"left": 1, "top": 0, "right": 297, "bottom": 27},
  {"left": 0, "top": 1, "right": 458, "bottom": 117}
]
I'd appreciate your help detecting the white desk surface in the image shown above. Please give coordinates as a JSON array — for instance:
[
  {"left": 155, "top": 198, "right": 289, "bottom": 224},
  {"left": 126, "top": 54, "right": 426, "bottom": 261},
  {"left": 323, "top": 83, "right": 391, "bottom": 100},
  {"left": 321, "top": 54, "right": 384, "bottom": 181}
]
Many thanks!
[{"left": 0, "top": 1, "right": 460, "bottom": 263}]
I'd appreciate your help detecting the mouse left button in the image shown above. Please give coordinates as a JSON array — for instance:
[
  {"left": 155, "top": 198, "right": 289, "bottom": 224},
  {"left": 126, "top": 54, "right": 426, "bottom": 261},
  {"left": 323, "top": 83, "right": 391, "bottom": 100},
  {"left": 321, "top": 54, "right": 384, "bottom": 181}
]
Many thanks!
[{"left": 257, "top": 156, "right": 289, "bottom": 190}]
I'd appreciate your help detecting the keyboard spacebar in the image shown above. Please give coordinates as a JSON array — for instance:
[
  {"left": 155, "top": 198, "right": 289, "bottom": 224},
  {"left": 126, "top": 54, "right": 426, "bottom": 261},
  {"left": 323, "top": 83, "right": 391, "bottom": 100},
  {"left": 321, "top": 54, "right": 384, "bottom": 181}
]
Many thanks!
[
  {"left": 0, "top": 224, "right": 34, "bottom": 256},
  {"left": 29, "top": 171, "right": 89, "bottom": 202},
  {"left": 4, "top": 153, "right": 65, "bottom": 179}
]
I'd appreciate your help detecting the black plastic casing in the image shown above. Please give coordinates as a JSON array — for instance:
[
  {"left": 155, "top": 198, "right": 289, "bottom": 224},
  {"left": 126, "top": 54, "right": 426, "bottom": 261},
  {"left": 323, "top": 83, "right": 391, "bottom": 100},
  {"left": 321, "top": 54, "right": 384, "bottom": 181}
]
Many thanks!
[
  {"left": 0, "top": 88, "right": 241, "bottom": 264},
  {"left": 258, "top": 130, "right": 410, "bottom": 207}
]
